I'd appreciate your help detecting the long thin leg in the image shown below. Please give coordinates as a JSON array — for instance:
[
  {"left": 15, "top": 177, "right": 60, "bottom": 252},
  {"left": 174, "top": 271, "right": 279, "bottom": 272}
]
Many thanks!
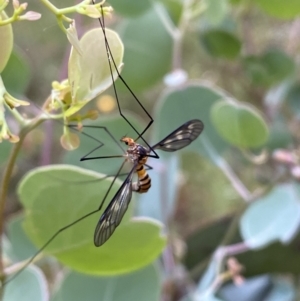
[
  {"left": 80, "top": 155, "right": 124, "bottom": 162},
  {"left": 93, "top": 2, "right": 160, "bottom": 159},
  {"left": 68, "top": 124, "right": 126, "bottom": 160},
  {"left": 144, "top": 163, "right": 153, "bottom": 171},
  {"left": 29, "top": 102, "right": 120, "bottom": 160},
  {"left": 69, "top": 125, "right": 126, "bottom": 154},
  {"left": 47, "top": 171, "right": 132, "bottom": 186}
]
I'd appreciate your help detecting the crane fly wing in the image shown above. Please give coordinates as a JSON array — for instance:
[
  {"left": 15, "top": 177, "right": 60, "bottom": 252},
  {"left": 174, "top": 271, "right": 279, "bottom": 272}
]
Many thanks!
[
  {"left": 94, "top": 165, "right": 136, "bottom": 247},
  {"left": 152, "top": 119, "right": 204, "bottom": 152}
]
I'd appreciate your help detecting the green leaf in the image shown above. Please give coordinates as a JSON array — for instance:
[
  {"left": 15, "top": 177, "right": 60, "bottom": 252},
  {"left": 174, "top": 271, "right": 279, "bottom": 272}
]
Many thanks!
[
  {"left": 243, "top": 50, "right": 295, "bottom": 87},
  {"left": 253, "top": 0, "right": 300, "bottom": 19},
  {"left": 6, "top": 214, "right": 38, "bottom": 262},
  {"left": 63, "top": 113, "right": 145, "bottom": 175},
  {"left": 68, "top": 28, "right": 123, "bottom": 115},
  {"left": 51, "top": 264, "right": 161, "bottom": 301},
  {"left": 18, "top": 165, "right": 166, "bottom": 275},
  {"left": 200, "top": 29, "right": 241, "bottom": 59},
  {"left": 203, "top": 0, "right": 229, "bottom": 25},
  {"left": 119, "top": 8, "right": 172, "bottom": 91},
  {"left": 211, "top": 100, "right": 269, "bottom": 148},
  {"left": 0, "top": 12, "right": 13, "bottom": 73},
  {"left": 2, "top": 49, "right": 31, "bottom": 94},
  {"left": 109, "top": 0, "right": 151, "bottom": 17},
  {"left": 153, "top": 82, "right": 230, "bottom": 159},
  {"left": 4, "top": 266, "right": 49, "bottom": 301},
  {"left": 240, "top": 184, "right": 300, "bottom": 249}
]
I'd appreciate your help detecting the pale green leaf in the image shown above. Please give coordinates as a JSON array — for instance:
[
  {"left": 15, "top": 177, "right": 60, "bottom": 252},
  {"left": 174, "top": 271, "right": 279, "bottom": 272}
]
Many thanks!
[
  {"left": 18, "top": 165, "right": 166, "bottom": 275},
  {"left": 68, "top": 28, "right": 123, "bottom": 114},
  {"left": 211, "top": 100, "right": 269, "bottom": 148},
  {"left": 240, "top": 184, "right": 300, "bottom": 249}
]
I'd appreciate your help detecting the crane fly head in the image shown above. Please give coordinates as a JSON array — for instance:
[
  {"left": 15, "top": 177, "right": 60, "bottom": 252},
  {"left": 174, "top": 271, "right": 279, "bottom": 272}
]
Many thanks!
[{"left": 121, "top": 137, "right": 135, "bottom": 146}]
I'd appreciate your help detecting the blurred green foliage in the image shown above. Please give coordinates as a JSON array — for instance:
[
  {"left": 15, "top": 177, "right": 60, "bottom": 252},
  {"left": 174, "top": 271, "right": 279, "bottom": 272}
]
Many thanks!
[{"left": 2, "top": 0, "right": 300, "bottom": 301}]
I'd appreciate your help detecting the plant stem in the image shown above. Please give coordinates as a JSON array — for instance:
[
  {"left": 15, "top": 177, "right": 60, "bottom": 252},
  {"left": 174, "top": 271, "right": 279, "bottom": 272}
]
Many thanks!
[
  {"left": 39, "top": 0, "right": 97, "bottom": 17},
  {"left": 202, "top": 136, "right": 252, "bottom": 202},
  {"left": 0, "top": 117, "right": 43, "bottom": 291},
  {"left": 39, "top": 0, "right": 59, "bottom": 14},
  {"left": 0, "top": 137, "right": 24, "bottom": 285}
]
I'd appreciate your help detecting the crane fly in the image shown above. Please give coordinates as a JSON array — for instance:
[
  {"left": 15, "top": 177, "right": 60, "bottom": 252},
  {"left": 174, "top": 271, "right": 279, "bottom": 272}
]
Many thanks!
[
  {"left": 4, "top": 2, "right": 204, "bottom": 285},
  {"left": 93, "top": 119, "right": 203, "bottom": 246}
]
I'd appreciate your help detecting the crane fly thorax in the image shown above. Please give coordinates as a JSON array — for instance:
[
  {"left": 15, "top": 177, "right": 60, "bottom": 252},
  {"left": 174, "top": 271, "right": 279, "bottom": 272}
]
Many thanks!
[{"left": 121, "top": 137, "right": 149, "bottom": 164}]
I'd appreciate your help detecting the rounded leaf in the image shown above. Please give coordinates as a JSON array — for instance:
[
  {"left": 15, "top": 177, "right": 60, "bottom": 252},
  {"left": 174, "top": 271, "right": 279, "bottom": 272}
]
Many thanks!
[
  {"left": 200, "top": 29, "right": 241, "bottom": 59},
  {"left": 0, "top": 12, "right": 13, "bottom": 73},
  {"left": 211, "top": 100, "right": 269, "bottom": 148},
  {"left": 18, "top": 165, "right": 166, "bottom": 275},
  {"left": 68, "top": 28, "right": 123, "bottom": 113},
  {"left": 55, "top": 217, "right": 166, "bottom": 275},
  {"left": 240, "top": 184, "right": 300, "bottom": 249}
]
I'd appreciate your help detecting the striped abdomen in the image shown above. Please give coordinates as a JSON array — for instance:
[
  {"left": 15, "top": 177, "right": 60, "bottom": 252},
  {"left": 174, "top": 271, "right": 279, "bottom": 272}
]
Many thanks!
[{"left": 132, "top": 156, "right": 151, "bottom": 193}]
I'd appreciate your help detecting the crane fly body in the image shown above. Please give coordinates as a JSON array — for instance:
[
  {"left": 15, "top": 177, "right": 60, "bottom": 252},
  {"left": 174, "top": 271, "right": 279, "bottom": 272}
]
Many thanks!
[
  {"left": 121, "top": 136, "right": 151, "bottom": 193},
  {"left": 94, "top": 119, "right": 204, "bottom": 247}
]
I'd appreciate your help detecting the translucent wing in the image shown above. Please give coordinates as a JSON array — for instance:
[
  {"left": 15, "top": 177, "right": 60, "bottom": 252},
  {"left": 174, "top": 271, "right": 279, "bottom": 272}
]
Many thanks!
[
  {"left": 94, "top": 166, "right": 136, "bottom": 247},
  {"left": 152, "top": 119, "right": 204, "bottom": 152}
]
